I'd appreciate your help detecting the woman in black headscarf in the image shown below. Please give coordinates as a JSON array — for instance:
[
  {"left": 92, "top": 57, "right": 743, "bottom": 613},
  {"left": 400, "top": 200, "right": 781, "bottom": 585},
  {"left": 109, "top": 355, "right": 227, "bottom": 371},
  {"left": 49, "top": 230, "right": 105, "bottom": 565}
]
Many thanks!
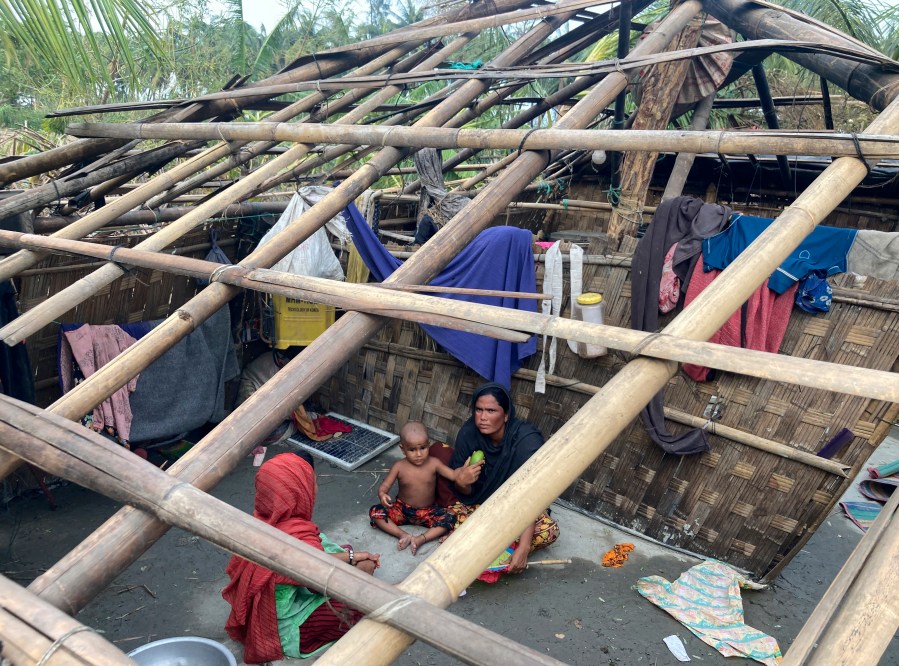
[{"left": 450, "top": 383, "right": 560, "bottom": 574}]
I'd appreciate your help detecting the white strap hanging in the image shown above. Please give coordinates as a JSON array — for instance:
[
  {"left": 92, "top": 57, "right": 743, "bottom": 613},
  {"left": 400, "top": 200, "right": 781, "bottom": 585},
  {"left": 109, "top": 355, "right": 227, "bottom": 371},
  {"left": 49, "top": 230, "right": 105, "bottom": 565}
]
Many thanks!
[
  {"left": 536, "top": 242, "right": 564, "bottom": 394},
  {"left": 566, "top": 243, "right": 584, "bottom": 353}
]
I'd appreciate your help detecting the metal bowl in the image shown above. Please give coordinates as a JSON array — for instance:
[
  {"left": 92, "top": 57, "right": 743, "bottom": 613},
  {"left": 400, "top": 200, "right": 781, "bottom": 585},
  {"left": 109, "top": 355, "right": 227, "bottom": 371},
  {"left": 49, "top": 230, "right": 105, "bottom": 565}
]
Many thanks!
[{"left": 127, "top": 637, "right": 237, "bottom": 666}]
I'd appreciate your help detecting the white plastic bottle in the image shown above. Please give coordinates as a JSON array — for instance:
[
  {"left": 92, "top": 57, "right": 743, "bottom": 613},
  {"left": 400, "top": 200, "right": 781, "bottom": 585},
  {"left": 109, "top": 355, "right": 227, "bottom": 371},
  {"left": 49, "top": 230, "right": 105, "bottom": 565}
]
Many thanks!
[{"left": 573, "top": 292, "right": 607, "bottom": 358}]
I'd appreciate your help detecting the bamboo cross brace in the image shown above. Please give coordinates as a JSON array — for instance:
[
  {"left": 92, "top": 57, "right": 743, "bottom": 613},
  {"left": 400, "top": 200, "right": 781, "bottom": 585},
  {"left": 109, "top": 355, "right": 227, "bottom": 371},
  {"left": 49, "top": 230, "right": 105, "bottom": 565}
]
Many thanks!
[
  {"left": 143, "top": 39, "right": 433, "bottom": 210},
  {"left": 0, "top": 395, "right": 564, "bottom": 666},
  {"left": 66, "top": 123, "right": 899, "bottom": 159},
  {"left": 2, "top": 228, "right": 899, "bottom": 408}
]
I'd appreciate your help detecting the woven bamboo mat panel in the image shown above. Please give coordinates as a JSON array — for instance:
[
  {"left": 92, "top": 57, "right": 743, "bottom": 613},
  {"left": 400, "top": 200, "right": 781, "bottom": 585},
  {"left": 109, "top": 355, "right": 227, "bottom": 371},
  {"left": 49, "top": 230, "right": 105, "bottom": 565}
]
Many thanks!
[
  {"left": 318, "top": 188, "right": 899, "bottom": 578},
  {"left": 19, "top": 221, "right": 238, "bottom": 406}
]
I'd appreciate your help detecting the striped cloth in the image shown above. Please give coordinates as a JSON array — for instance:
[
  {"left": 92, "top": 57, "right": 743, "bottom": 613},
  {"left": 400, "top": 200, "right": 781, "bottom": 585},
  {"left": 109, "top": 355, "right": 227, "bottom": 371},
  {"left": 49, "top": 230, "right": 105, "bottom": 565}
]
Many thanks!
[{"left": 635, "top": 561, "right": 782, "bottom": 665}]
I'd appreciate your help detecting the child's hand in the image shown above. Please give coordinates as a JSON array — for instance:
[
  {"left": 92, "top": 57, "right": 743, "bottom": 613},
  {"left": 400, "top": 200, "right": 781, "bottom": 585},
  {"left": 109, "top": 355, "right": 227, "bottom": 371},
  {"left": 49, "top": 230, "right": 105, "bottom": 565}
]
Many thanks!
[{"left": 379, "top": 491, "right": 393, "bottom": 507}]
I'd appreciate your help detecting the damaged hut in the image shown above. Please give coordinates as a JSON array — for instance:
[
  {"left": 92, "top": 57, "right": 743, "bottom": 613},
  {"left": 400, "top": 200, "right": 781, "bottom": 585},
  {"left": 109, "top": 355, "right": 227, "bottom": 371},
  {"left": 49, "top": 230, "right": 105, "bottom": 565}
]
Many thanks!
[{"left": 0, "top": 0, "right": 897, "bottom": 662}]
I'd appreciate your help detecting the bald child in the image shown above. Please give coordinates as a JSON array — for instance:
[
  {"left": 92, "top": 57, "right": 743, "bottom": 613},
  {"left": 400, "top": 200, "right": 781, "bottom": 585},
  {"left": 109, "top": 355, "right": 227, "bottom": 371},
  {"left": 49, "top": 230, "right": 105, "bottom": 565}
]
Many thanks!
[{"left": 369, "top": 422, "right": 459, "bottom": 554}]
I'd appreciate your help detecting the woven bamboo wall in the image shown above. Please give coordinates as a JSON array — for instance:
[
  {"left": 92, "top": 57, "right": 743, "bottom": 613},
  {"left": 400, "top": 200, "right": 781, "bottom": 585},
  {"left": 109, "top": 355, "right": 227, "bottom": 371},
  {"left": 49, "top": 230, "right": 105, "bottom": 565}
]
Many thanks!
[
  {"left": 19, "top": 220, "right": 239, "bottom": 407},
  {"left": 319, "top": 182, "right": 899, "bottom": 578}
]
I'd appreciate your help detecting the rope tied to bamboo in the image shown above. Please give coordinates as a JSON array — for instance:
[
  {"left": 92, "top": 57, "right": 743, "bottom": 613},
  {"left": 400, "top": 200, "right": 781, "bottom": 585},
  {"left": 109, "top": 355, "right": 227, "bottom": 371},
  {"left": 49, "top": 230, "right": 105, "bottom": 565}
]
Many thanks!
[
  {"left": 365, "top": 595, "right": 420, "bottom": 624},
  {"left": 106, "top": 245, "right": 132, "bottom": 274},
  {"left": 614, "top": 193, "right": 645, "bottom": 228},
  {"left": 209, "top": 264, "right": 238, "bottom": 284},
  {"left": 35, "top": 625, "right": 98, "bottom": 666},
  {"left": 517, "top": 127, "right": 540, "bottom": 156},
  {"left": 850, "top": 132, "right": 872, "bottom": 175}
]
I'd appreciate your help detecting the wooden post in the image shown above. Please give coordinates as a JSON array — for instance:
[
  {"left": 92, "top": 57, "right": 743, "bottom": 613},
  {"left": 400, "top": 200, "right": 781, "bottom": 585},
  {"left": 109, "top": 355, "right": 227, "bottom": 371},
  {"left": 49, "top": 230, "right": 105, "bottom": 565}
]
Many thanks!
[
  {"left": 0, "top": 396, "right": 564, "bottom": 666},
  {"left": 661, "top": 91, "right": 716, "bottom": 200},
  {"left": 607, "top": 16, "right": 704, "bottom": 246}
]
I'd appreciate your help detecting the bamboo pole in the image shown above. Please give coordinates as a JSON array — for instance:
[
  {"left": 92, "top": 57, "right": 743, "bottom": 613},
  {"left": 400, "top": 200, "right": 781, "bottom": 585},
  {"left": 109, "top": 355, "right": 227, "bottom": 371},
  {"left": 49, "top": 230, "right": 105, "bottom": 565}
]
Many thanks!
[
  {"left": 0, "top": 573, "right": 136, "bottom": 665},
  {"left": 752, "top": 63, "right": 793, "bottom": 187},
  {"left": 661, "top": 92, "right": 716, "bottom": 200},
  {"left": 0, "top": 396, "right": 563, "bottom": 666},
  {"left": 782, "top": 490, "right": 899, "bottom": 665},
  {"left": 703, "top": 0, "right": 899, "bottom": 112},
  {"left": 318, "top": 16, "right": 899, "bottom": 666},
  {"left": 511, "top": 368, "right": 849, "bottom": 477},
  {"left": 22, "top": 4, "right": 583, "bottom": 615},
  {"left": 32, "top": 202, "right": 288, "bottom": 233},
  {"left": 65, "top": 123, "right": 899, "bottom": 158},
  {"left": 3, "top": 228, "right": 899, "bottom": 407}
]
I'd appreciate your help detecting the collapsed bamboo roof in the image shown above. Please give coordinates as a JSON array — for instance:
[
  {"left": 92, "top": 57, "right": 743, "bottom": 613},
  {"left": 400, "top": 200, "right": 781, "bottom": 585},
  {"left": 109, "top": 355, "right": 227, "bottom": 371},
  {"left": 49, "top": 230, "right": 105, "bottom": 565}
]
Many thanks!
[{"left": 0, "top": 0, "right": 898, "bottom": 662}]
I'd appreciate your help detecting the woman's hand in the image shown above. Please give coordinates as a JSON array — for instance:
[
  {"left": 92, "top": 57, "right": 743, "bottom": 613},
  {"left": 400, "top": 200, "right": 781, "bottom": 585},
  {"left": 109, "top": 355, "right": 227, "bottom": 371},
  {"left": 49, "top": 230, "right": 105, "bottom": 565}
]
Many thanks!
[
  {"left": 508, "top": 545, "right": 528, "bottom": 574},
  {"left": 354, "top": 551, "right": 380, "bottom": 575},
  {"left": 455, "top": 458, "right": 484, "bottom": 488}
]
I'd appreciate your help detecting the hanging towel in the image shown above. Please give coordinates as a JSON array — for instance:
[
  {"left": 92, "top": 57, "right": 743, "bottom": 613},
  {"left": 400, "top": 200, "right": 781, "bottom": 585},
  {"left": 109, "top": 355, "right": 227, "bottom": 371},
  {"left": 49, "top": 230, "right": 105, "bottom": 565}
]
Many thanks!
[{"left": 344, "top": 201, "right": 537, "bottom": 388}]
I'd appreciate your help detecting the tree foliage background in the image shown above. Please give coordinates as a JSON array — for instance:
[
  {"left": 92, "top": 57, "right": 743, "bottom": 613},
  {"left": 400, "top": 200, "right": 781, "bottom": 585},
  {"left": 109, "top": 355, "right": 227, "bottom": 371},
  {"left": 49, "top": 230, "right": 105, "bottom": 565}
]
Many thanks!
[{"left": 1, "top": 0, "right": 898, "bottom": 141}]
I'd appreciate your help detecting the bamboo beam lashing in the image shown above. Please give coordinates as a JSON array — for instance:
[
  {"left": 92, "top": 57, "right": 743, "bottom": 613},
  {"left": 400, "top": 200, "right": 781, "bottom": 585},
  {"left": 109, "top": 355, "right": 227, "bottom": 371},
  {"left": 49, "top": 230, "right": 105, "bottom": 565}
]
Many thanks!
[
  {"left": 0, "top": 395, "right": 563, "bottom": 666},
  {"left": 66, "top": 122, "right": 899, "bottom": 158}
]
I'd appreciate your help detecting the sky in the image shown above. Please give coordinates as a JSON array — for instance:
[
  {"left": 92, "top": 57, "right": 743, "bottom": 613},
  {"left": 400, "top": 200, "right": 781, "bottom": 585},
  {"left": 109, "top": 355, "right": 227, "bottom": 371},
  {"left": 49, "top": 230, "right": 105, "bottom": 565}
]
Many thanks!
[
  {"left": 205, "top": 0, "right": 297, "bottom": 32},
  {"left": 240, "top": 0, "right": 290, "bottom": 31}
]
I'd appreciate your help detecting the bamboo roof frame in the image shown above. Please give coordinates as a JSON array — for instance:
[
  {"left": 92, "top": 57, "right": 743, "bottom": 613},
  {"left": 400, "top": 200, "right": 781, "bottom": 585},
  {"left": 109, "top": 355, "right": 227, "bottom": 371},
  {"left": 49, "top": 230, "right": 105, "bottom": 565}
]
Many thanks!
[{"left": 1, "top": 0, "right": 899, "bottom": 662}]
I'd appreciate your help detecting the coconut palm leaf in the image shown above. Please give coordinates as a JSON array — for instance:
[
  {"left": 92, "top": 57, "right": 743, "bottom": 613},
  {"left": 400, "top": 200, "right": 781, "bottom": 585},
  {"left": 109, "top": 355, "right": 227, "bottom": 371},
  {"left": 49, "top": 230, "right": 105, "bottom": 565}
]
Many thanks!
[{"left": 0, "top": 0, "right": 164, "bottom": 96}]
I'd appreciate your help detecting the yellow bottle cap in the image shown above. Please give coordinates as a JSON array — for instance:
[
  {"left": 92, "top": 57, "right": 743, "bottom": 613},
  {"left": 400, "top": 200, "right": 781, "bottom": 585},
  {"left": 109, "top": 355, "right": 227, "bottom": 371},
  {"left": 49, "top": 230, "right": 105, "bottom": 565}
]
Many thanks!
[{"left": 577, "top": 292, "right": 603, "bottom": 305}]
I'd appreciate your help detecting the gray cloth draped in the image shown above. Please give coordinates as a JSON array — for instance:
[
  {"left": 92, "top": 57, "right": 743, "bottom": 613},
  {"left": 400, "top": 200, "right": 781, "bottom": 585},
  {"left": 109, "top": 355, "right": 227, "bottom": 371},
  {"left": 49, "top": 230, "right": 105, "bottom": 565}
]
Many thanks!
[{"left": 630, "top": 196, "right": 732, "bottom": 455}]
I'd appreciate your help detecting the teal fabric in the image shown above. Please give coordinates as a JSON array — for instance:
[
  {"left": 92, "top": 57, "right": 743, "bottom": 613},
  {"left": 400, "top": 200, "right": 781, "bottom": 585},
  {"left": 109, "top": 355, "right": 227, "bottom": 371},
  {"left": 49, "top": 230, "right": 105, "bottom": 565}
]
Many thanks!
[{"left": 275, "top": 534, "right": 345, "bottom": 658}]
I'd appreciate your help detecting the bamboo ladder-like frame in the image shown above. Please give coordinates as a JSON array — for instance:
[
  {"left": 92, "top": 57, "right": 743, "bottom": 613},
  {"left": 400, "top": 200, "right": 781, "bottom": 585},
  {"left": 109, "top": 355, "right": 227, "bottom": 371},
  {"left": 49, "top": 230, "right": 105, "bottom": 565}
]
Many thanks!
[{"left": 1, "top": 0, "right": 899, "bottom": 663}]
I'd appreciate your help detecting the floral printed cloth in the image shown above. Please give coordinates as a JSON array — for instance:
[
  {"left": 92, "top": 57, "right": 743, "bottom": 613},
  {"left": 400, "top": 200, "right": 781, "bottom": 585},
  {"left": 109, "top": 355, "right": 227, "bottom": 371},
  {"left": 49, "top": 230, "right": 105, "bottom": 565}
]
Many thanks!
[{"left": 634, "top": 561, "right": 782, "bottom": 665}]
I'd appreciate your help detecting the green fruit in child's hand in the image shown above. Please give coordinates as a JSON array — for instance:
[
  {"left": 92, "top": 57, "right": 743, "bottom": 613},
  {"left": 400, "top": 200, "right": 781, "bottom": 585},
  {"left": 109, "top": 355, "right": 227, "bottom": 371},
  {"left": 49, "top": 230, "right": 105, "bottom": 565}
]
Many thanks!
[{"left": 469, "top": 450, "right": 485, "bottom": 465}]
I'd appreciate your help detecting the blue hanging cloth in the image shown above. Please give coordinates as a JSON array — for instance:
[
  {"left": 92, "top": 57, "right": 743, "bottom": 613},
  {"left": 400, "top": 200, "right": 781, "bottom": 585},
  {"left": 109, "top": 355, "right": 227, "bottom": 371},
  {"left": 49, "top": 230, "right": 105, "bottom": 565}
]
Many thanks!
[{"left": 343, "top": 203, "right": 537, "bottom": 388}]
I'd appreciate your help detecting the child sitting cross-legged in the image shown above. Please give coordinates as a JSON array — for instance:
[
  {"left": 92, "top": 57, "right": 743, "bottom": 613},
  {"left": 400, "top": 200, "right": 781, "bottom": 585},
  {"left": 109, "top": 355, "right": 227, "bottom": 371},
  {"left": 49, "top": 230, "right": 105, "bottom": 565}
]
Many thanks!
[{"left": 369, "top": 421, "right": 459, "bottom": 554}]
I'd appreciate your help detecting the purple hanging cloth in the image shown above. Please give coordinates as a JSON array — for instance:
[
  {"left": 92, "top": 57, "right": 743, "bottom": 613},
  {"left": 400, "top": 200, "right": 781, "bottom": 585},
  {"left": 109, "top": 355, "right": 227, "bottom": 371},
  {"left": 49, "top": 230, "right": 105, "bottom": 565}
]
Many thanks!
[{"left": 343, "top": 203, "right": 537, "bottom": 387}]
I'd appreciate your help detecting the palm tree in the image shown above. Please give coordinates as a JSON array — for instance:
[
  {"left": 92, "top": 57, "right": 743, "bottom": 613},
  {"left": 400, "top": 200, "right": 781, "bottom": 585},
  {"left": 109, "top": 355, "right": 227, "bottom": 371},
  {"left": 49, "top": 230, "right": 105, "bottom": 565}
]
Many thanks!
[{"left": 0, "top": 0, "right": 166, "bottom": 105}]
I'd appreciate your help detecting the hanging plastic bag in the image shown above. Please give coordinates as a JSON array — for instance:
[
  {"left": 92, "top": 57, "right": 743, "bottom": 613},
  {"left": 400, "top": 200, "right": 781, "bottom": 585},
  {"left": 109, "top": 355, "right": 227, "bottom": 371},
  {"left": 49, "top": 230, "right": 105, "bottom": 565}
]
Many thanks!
[
  {"left": 195, "top": 227, "right": 232, "bottom": 287},
  {"left": 256, "top": 189, "right": 347, "bottom": 281}
]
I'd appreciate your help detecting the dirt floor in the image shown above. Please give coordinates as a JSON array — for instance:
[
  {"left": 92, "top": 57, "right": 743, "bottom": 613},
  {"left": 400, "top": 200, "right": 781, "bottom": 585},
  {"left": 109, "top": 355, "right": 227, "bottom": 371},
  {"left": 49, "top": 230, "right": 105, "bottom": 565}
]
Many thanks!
[{"left": 1, "top": 430, "right": 897, "bottom": 665}]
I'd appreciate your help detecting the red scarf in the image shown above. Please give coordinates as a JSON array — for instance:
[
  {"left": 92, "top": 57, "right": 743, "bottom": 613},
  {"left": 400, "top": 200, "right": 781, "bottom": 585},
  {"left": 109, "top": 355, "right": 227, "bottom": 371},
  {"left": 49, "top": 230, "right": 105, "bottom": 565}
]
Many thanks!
[{"left": 222, "top": 454, "right": 322, "bottom": 663}]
